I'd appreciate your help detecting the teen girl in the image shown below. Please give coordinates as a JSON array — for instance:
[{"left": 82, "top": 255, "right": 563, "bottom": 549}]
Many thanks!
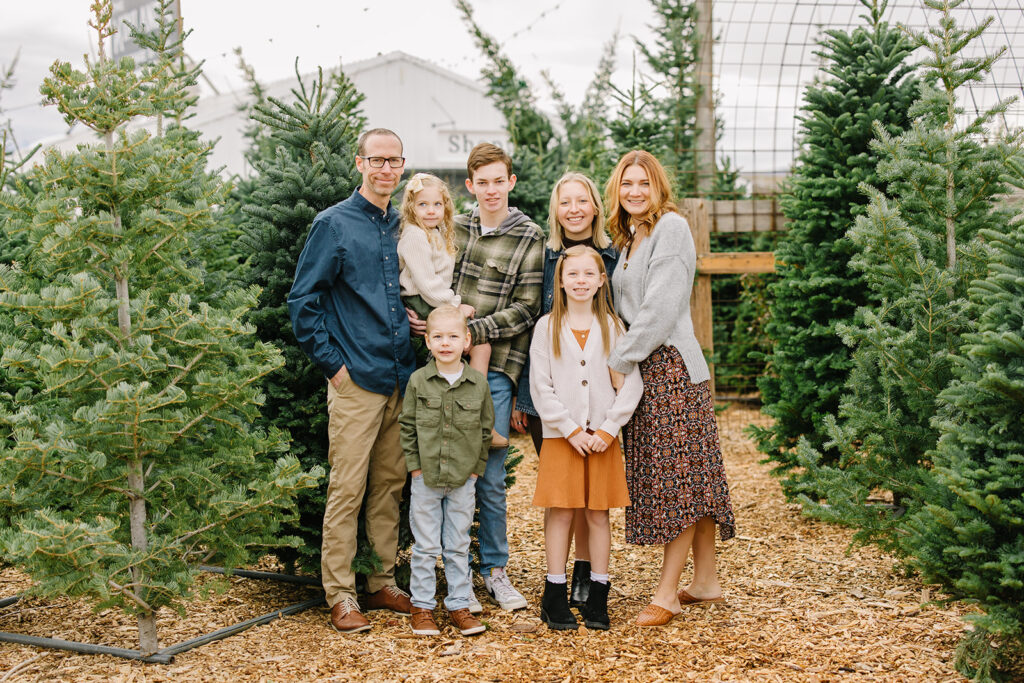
[
  {"left": 398, "top": 174, "right": 498, "bottom": 440},
  {"left": 604, "top": 150, "right": 735, "bottom": 626},
  {"left": 512, "top": 172, "right": 619, "bottom": 608},
  {"left": 529, "top": 245, "right": 642, "bottom": 631}
]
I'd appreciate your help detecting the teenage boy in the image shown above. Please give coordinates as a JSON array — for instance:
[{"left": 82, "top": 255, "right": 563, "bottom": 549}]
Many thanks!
[
  {"left": 447, "top": 143, "right": 545, "bottom": 611},
  {"left": 400, "top": 305, "right": 494, "bottom": 637},
  {"left": 289, "top": 128, "right": 415, "bottom": 634}
]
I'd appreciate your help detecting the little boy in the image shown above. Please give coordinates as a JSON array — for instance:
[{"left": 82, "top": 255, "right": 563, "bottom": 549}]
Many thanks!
[{"left": 399, "top": 305, "right": 494, "bottom": 636}]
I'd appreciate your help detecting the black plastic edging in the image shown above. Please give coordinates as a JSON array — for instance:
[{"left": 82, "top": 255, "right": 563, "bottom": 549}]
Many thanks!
[
  {"left": 0, "top": 568, "right": 325, "bottom": 664},
  {"left": 157, "top": 596, "right": 325, "bottom": 656},
  {"left": 0, "top": 632, "right": 174, "bottom": 664},
  {"left": 199, "top": 565, "right": 323, "bottom": 587}
]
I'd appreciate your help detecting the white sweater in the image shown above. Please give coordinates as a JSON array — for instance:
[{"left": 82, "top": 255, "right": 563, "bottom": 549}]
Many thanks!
[
  {"left": 529, "top": 313, "right": 643, "bottom": 440},
  {"left": 397, "top": 225, "right": 461, "bottom": 308},
  {"left": 608, "top": 212, "right": 711, "bottom": 384}
]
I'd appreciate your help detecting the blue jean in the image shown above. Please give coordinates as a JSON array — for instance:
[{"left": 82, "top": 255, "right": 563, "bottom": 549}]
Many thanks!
[
  {"left": 475, "top": 371, "right": 514, "bottom": 573},
  {"left": 409, "top": 475, "right": 476, "bottom": 610}
]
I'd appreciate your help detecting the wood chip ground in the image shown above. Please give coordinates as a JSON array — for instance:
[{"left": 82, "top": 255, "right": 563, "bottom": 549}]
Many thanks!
[{"left": 0, "top": 407, "right": 971, "bottom": 681}]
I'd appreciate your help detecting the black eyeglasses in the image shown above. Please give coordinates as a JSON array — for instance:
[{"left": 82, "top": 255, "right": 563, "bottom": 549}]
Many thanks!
[{"left": 358, "top": 156, "right": 406, "bottom": 168}]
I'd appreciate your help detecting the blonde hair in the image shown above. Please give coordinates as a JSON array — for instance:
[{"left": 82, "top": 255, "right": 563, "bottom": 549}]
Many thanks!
[
  {"left": 400, "top": 173, "right": 457, "bottom": 255},
  {"left": 425, "top": 304, "right": 468, "bottom": 334},
  {"left": 604, "top": 150, "right": 679, "bottom": 250},
  {"left": 546, "top": 172, "right": 612, "bottom": 251},
  {"left": 548, "top": 245, "right": 623, "bottom": 359}
]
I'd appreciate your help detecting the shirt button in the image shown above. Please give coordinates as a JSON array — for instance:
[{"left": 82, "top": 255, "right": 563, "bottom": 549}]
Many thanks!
[
  {"left": 582, "top": 380, "right": 588, "bottom": 386},
  {"left": 581, "top": 360, "right": 586, "bottom": 366}
]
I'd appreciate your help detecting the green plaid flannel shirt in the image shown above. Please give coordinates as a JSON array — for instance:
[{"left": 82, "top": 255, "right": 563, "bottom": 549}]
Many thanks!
[{"left": 453, "top": 208, "right": 544, "bottom": 386}]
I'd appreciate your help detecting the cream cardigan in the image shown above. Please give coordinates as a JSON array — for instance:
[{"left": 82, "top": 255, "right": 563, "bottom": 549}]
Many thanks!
[
  {"left": 529, "top": 313, "right": 643, "bottom": 440},
  {"left": 397, "top": 224, "right": 461, "bottom": 308}
]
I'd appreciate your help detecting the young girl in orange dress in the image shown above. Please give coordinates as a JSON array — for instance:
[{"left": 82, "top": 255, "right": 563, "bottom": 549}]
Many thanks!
[{"left": 529, "top": 245, "right": 643, "bottom": 631}]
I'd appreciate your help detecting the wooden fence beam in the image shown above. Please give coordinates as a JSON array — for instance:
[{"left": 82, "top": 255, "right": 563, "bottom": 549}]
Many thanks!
[{"left": 698, "top": 251, "right": 777, "bottom": 274}]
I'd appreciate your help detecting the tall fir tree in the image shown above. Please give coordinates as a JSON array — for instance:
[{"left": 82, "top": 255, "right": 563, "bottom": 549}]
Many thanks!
[
  {"left": 792, "top": 0, "right": 1017, "bottom": 552},
  {"left": 0, "top": 1, "right": 319, "bottom": 653},
  {"left": 753, "top": 0, "right": 919, "bottom": 489},
  {"left": 903, "top": 157, "right": 1024, "bottom": 682},
  {"left": 454, "top": 0, "right": 566, "bottom": 224},
  {"left": 237, "top": 64, "right": 366, "bottom": 574}
]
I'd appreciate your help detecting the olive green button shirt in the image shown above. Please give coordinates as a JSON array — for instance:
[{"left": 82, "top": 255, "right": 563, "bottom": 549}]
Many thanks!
[{"left": 399, "top": 360, "right": 495, "bottom": 489}]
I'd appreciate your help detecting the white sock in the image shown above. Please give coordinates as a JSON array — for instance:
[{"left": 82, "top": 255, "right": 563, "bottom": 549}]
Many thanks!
[
  {"left": 546, "top": 573, "right": 567, "bottom": 584},
  {"left": 590, "top": 572, "right": 609, "bottom": 584}
]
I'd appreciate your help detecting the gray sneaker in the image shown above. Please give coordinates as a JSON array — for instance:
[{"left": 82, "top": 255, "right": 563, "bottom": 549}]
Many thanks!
[{"left": 483, "top": 567, "right": 528, "bottom": 610}]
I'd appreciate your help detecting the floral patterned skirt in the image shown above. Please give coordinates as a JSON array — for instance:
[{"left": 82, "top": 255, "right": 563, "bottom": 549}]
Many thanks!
[{"left": 623, "top": 345, "right": 736, "bottom": 545}]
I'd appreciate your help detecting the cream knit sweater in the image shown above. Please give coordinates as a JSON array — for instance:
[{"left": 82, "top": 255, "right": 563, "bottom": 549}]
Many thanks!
[{"left": 397, "top": 224, "right": 461, "bottom": 308}]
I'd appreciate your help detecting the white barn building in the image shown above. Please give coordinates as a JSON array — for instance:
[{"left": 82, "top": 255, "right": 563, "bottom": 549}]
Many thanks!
[{"left": 43, "top": 51, "right": 509, "bottom": 183}]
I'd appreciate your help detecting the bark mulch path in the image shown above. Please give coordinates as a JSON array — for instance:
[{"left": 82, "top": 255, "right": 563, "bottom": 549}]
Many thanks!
[{"left": 0, "top": 406, "right": 970, "bottom": 682}]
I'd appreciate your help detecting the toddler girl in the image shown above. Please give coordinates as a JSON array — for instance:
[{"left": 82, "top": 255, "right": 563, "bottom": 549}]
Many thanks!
[
  {"left": 529, "top": 245, "right": 642, "bottom": 630},
  {"left": 398, "top": 175, "right": 495, "bottom": 426}
]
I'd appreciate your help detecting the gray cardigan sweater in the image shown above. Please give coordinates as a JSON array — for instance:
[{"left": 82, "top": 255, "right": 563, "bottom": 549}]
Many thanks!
[{"left": 608, "top": 212, "right": 711, "bottom": 384}]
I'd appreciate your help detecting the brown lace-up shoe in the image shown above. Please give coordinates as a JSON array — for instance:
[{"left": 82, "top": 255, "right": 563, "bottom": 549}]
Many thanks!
[
  {"left": 410, "top": 607, "right": 441, "bottom": 636},
  {"left": 363, "top": 585, "right": 412, "bottom": 615},
  {"left": 448, "top": 608, "right": 486, "bottom": 636},
  {"left": 330, "top": 597, "right": 371, "bottom": 633}
]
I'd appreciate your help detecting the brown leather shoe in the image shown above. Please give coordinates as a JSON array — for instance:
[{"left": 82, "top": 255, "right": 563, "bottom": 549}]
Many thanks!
[
  {"left": 330, "top": 597, "right": 371, "bottom": 633},
  {"left": 410, "top": 607, "right": 441, "bottom": 636},
  {"left": 448, "top": 607, "right": 486, "bottom": 636},
  {"left": 635, "top": 603, "right": 677, "bottom": 627},
  {"left": 363, "top": 585, "right": 412, "bottom": 615}
]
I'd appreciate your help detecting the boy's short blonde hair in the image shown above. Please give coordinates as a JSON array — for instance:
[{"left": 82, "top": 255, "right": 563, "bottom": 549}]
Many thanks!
[{"left": 425, "top": 304, "right": 468, "bottom": 334}]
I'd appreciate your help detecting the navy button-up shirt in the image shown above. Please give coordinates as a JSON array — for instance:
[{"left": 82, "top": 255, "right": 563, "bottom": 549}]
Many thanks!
[{"left": 288, "top": 188, "right": 415, "bottom": 396}]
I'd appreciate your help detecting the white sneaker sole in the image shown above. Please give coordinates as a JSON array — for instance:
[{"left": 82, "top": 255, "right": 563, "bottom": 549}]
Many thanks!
[
  {"left": 457, "top": 624, "right": 486, "bottom": 636},
  {"left": 411, "top": 627, "right": 441, "bottom": 636},
  {"left": 486, "top": 590, "right": 528, "bottom": 611}
]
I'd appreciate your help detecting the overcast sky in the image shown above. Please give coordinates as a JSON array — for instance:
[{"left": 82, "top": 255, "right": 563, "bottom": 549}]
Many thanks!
[{"left": 2, "top": 0, "right": 656, "bottom": 152}]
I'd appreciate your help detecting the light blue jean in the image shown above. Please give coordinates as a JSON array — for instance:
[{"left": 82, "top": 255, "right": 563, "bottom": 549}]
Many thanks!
[
  {"left": 475, "top": 370, "right": 514, "bottom": 573},
  {"left": 409, "top": 475, "right": 477, "bottom": 610}
]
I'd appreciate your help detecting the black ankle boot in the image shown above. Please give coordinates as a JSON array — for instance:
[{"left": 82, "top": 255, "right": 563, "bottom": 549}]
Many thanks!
[
  {"left": 569, "top": 560, "right": 591, "bottom": 608},
  {"left": 581, "top": 579, "right": 610, "bottom": 630},
  {"left": 540, "top": 580, "right": 578, "bottom": 630}
]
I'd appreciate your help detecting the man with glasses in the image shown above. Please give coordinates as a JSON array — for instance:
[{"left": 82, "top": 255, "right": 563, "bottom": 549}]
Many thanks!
[{"left": 289, "top": 128, "right": 415, "bottom": 633}]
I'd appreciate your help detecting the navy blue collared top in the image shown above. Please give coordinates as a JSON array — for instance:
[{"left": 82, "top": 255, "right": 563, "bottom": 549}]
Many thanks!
[{"left": 288, "top": 188, "right": 415, "bottom": 396}]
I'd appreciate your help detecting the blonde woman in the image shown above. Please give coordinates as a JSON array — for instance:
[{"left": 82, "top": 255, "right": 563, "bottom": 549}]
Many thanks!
[{"left": 512, "top": 172, "right": 619, "bottom": 609}]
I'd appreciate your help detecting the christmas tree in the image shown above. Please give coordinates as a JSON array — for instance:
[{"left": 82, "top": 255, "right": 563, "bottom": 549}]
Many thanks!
[
  {"left": 236, "top": 64, "right": 366, "bottom": 574},
  {"left": 754, "top": 0, "right": 918, "bottom": 489},
  {"left": 792, "top": 0, "right": 1017, "bottom": 552},
  {"left": 0, "top": 1, "right": 319, "bottom": 654},
  {"left": 904, "top": 173, "right": 1024, "bottom": 681}
]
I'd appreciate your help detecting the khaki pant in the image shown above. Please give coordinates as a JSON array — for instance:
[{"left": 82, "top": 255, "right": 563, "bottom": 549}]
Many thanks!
[{"left": 322, "top": 369, "right": 406, "bottom": 607}]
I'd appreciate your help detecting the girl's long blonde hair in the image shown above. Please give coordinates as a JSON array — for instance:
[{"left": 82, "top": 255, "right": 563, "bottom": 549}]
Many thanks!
[
  {"left": 603, "top": 150, "right": 679, "bottom": 251},
  {"left": 549, "top": 245, "right": 623, "bottom": 359},
  {"left": 399, "top": 173, "right": 457, "bottom": 255},
  {"left": 546, "top": 172, "right": 612, "bottom": 251}
]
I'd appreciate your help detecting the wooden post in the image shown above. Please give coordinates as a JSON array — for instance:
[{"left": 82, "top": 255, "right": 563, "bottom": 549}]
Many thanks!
[
  {"left": 694, "top": 0, "right": 716, "bottom": 197},
  {"left": 680, "top": 197, "right": 715, "bottom": 396}
]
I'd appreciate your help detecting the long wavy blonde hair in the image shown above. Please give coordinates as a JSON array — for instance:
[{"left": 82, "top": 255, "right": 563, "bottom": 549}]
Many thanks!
[
  {"left": 548, "top": 245, "right": 623, "bottom": 359},
  {"left": 604, "top": 150, "right": 679, "bottom": 251},
  {"left": 400, "top": 173, "right": 457, "bottom": 255}
]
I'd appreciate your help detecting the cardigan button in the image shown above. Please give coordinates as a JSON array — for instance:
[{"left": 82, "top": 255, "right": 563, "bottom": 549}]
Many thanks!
[
  {"left": 581, "top": 360, "right": 586, "bottom": 366},
  {"left": 582, "top": 380, "right": 588, "bottom": 386}
]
